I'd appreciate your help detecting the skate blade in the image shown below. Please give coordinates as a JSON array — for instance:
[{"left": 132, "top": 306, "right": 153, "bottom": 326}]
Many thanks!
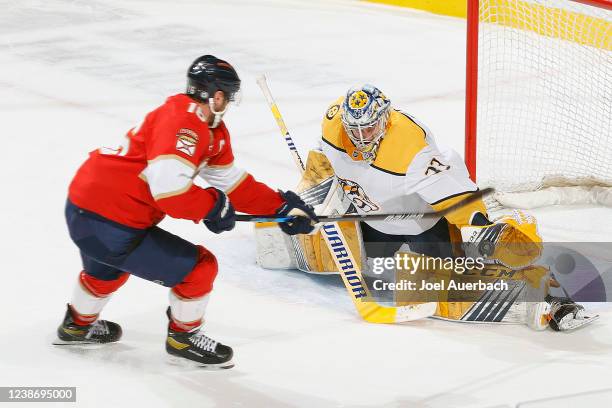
[
  {"left": 562, "top": 314, "right": 600, "bottom": 332},
  {"left": 167, "top": 355, "right": 234, "bottom": 370},
  {"left": 52, "top": 338, "right": 111, "bottom": 347}
]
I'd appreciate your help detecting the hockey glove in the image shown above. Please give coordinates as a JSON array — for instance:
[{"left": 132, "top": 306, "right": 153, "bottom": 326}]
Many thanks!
[
  {"left": 203, "top": 188, "right": 236, "bottom": 234},
  {"left": 276, "top": 190, "right": 319, "bottom": 235},
  {"left": 461, "top": 210, "right": 543, "bottom": 270}
]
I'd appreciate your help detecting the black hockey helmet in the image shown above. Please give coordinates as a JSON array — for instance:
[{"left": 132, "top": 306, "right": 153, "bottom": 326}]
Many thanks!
[{"left": 186, "top": 55, "right": 241, "bottom": 103}]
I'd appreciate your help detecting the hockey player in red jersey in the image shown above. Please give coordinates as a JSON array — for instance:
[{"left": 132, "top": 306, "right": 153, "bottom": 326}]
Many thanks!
[{"left": 55, "top": 55, "right": 318, "bottom": 368}]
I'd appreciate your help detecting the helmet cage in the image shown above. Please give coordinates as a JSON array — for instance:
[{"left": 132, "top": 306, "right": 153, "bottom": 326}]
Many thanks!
[{"left": 343, "top": 110, "right": 389, "bottom": 152}]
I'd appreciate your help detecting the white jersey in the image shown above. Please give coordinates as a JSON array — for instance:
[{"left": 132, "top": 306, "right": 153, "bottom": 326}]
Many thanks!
[{"left": 320, "top": 100, "right": 481, "bottom": 236}]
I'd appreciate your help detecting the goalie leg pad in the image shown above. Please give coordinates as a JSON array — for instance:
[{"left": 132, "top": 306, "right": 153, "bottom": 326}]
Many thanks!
[{"left": 254, "top": 223, "right": 299, "bottom": 270}]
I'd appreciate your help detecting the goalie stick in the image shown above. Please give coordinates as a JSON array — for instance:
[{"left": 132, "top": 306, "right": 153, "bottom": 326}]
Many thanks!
[
  {"left": 236, "top": 187, "right": 493, "bottom": 223},
  {"left": 257, "top": 74, "right": 438, "bottom": 323}
]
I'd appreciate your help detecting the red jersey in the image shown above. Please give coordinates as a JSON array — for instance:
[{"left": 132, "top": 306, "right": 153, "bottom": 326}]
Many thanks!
[{"left": 69, "top": 94, "right": 283, "bottom": 228}]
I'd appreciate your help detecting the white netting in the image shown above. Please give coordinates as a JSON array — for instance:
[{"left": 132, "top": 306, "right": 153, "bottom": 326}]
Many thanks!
[{"left": 475, "top": 0, "right": 612, "bottom": 207}]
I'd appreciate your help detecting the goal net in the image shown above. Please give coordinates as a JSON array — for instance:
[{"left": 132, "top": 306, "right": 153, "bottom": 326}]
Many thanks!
[{"left": 465, "top": 0, "right": 612, "bottom": 208}]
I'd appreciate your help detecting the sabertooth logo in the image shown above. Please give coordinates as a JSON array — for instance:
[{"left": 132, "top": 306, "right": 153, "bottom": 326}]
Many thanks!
[
  {"left": 425, "top": 157, "right": 450, "bottom": 176},
  {"left": 337, "top": 176, "right": 380, "bottom": 212}
]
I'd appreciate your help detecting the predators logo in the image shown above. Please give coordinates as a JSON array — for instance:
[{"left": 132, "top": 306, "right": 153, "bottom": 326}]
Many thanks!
[
  {"left": 326, "top": 104, "right": 340, "bottom": 120},
  {"left": 337, "top": 176, "right": 380, "bottom": 212},
  {"left": 348, "top": 90, "right": 370, "bottom": 110}
]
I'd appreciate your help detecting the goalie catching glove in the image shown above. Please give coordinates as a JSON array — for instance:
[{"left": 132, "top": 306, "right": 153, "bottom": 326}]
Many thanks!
[
  {"left": 461, "top": 210, "right": 543, "bottom": 270},
  {"left": 275, "top": 190, "right": 319, "bottom": 235}
]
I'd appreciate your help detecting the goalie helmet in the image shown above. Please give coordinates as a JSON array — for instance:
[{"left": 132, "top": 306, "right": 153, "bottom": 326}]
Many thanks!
[
  {"left": 341, "top": 84, "right": 391, "bottom": 162},
  {"left": 186, "top": 55, "right": 241, "bottom": 128}
]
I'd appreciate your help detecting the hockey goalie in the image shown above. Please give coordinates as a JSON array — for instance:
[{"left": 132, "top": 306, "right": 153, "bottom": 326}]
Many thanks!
[{"left": 255, "top": 84, "right": 598, "bottom": 332}]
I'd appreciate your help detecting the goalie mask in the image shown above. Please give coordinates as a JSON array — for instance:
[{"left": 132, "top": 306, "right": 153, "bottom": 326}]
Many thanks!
[
  {"left": 186, "top": 55, "right": 242, "bottom": 128},
  {"left": 341, "top": 84, "right": 391, "bottom": 162}
]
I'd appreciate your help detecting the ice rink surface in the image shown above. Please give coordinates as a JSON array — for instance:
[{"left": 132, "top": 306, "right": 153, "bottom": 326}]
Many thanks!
[{"left": 1, "top": 0, "right": 611, "bottom": 407}]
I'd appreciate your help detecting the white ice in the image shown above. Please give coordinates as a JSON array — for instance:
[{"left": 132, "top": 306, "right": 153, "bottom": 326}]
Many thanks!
[{"left": 1, "top": 1, "right": 611, "bottom": 407}]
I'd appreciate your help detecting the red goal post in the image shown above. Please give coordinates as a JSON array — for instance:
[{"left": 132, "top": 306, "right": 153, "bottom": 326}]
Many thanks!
[{"left": 464, "top": 0, "right": 612, "bottom": 208}]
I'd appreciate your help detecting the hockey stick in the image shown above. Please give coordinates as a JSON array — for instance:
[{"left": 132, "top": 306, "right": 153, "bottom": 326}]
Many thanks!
[
  {"left": 255, "top": 74, "right": 312, "bottom": 272},
  {"left": 237, "top": 187, "right": 493, "bottom": 223},
  {"left": 256, "top": 75, "right": 306, "bottom": 171},
  {"left": 257, "top": 74, "right": 437, "bottom": 323}
]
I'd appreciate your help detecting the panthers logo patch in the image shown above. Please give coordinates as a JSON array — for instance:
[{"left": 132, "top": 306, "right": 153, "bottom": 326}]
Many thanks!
[
  {"left": 348, "top": 90, "right": 369, "bottom": 110},
  {"left": 326, "top": 104, "right": 340, "bottom": 120},
  {"left": 176, "top": 128, "right": 199, "bottom": 156},
  {"left": 337, "top": 176, "right": 380, "bottom": 212}
]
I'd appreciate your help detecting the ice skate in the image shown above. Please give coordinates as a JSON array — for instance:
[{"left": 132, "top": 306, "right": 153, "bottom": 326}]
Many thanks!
[
  {"left": 54, "top": 304, "right": 122, "bottom": 345},
  {"left": 166, "top": 308, "right": 233, "bottom": 369},
  {"left": 546, "top": 295, "right": 599, "bottom": 332}
]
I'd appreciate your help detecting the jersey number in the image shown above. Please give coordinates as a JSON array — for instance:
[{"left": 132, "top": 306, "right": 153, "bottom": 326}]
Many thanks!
[{"left": 188, "top": 103, "right": 207, "bottom": 123}]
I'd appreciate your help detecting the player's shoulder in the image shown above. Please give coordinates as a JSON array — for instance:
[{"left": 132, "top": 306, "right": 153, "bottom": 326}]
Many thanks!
[
  {"left": 161, "top": 94, "right": 202, "bottom": 120},
  {"left": 154, "top": 93, "right": 211, "bottom": 134},
  {"left": 370, "top": 110, "right": 431, "bottom": 176},
  {"left": 320, "top": 96, "right": 346, "bottom": 152},
  {"left": 143, "top": 94, "right": 214, "bottom": 160}
]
